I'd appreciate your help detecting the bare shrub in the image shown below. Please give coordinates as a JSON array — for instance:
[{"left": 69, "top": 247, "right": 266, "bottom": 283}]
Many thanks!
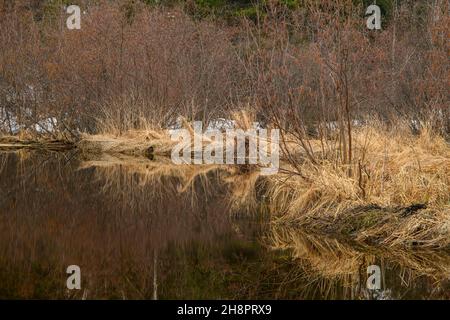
[{"left": 0, "top": 0, "right": 243, "bottom": 135}]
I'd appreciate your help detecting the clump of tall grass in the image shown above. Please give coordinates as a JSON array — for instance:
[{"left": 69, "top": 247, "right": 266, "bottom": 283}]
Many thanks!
[{"left": 266, "top": 122, "right": 450, "bottom": 248}]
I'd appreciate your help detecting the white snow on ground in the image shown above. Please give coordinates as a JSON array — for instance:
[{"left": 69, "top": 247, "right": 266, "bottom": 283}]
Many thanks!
[
  {"left": 34, "top": 117, "right": 58, "bottom": 133},
  {"left": 206, "top": 118, "right": 236, "bottom": 131},
  {"left": 410, "top": 119, "right": 421, "bottom": 132},
  {"left": 167, "top": 117, "right": 183, "bottom": 136},
  {"left": 167, "top": 117, "right": 265, "bottom": 134},
  {"left": 0, "top": 109, "right": 57, "bottom": 134}
]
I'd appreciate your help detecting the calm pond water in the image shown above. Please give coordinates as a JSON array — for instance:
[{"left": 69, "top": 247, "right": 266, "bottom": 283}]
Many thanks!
[{"left": 0, "top": 151, "right": 449, "bottom": 299}]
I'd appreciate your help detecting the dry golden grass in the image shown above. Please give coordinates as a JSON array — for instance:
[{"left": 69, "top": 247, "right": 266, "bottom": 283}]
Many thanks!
[
  {"left": 78, "top": 114, "right": 219, "bottom": 158},
  {"left": 266, "top": 123, "right": 450, "bottom": 248},
  {"left": 78, "top": 129, "right": 174, "bottom": 156}
]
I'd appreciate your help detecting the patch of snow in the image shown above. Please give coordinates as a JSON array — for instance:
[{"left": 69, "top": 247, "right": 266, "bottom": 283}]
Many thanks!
[
  {"left": 167, "top": 117, "right": 184, "bottom": 136},
  {"left": 206, "top": 118, "right": 236, "bottom": 131},
  {"left": 35, "top": 117, "right": 58, "bottom": 133},
  {"left": 325, "top": 121, "right": 338, "bottom": 131},
  {"left": 167, "top": 118, "right": 264, "bottom": 134},
  {"left": 0, "top": 109, "right": 57, "bottom": 134},
  {"left": 409, "top": 119, "right": 422, "bottom": 132}
]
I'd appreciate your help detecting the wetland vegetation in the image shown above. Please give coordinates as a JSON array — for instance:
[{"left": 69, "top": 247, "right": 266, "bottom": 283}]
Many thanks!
[{"left": 0, "top": 0, "right": 448, "bottom": 299}]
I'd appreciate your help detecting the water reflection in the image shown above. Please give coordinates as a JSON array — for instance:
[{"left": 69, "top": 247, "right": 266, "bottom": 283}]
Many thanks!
[
  {"left": 0, "top": 151, "right": 448, "bottom": 299},
  {"left": 269, "top": 226, "right": 450, "bottom": 299}
]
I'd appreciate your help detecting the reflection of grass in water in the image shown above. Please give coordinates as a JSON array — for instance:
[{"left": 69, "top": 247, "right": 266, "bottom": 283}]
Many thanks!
[
  {"left": 80, "top": 154, "right": 266, "bottom": 215},
  {"left": 80, "top": 154, "right": 221, "bottom": 194},
  {"left": 268, "top": 225, "right": 450, "bottom": 299}
]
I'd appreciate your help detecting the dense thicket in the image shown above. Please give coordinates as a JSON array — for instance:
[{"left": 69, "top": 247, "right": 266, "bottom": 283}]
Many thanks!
[{"left": 0, "top": 0, "right": 448, "bottom": 137}]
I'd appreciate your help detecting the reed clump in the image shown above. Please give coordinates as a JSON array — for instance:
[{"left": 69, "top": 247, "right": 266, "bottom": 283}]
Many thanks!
[
  {"left": 266, "top": 123, "right": 450, "bottom": 249},
  {"left": 77, "top": 129, "right": 174, "bottom": 157}
]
